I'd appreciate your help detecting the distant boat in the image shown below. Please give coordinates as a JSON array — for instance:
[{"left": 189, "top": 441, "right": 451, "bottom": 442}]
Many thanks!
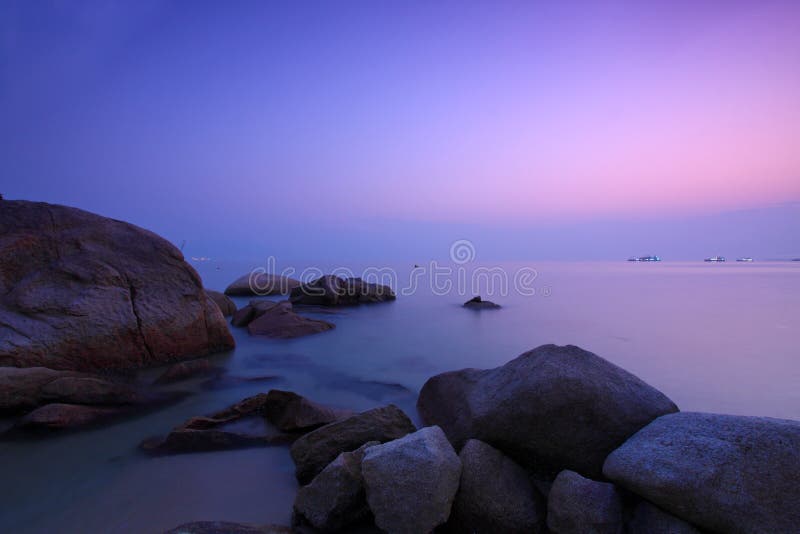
[
  {"left": 628, "top": 255, "right": 661, "bottom": 262},
  {"left": 191, "top": 256, "right": 212, "bottom": 262},
  {"left": 736, "top": 257, "right": 754, "bottom": 262},
  {"left": 704, "top": 256, "right": 726, "bottom": 262}
]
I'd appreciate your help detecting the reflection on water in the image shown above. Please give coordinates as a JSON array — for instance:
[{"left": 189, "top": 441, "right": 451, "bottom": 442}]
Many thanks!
[{"left": 1, "top": 261, "right": 798, "bottom": 533}]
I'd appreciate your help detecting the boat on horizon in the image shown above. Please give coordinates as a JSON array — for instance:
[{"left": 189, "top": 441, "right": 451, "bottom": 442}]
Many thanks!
[
  {"left": 736, "top": 257, "right": 754, "bottom": 262},
  {"left": 628, "top": 255, "right": 661, "bottom": 262},
  {"left": 705, "top": 256, "right": 726, "bottom": 262}
]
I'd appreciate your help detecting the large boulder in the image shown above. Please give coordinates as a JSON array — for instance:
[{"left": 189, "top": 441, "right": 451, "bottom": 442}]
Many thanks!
[
  {"left": 418, "top": 344, "right": 678, "bottom": 477},
  {"left": 448, "top": 439, "right": 546, "bottom": 533},
  {"left": 0, "top": 366, "right": 138, "bottom": 414},
  {"left": 293, "top": 441, "right": 378, "bottom": 532},
  {"left": 291, "top": 405, "right": 416, "bottom": 484},
  {"left": 224, "top": 272, "right": 300, "bottom": 296},
  {"left": 603, "top": 412, "right": 800, "bottom": 534},
  {"left": 0, "top": 200, "right": 234, "bottom": 371},
  {"left": 361, "top": 426, "right": 462, "bottom": 534},
  {"left": 290, "top": 275, "right": 395, "bottom": 306},
  {"left": 206, "top": 290, "right": 237, "bottom": 316},
  {"left": 547, "top": 470, "right": 624, "bottom": 534}
]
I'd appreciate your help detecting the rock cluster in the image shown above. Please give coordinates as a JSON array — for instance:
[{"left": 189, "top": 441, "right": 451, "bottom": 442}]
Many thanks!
[
  {"left": 290, "top": 275, "right": 396, "bottom": 307},
  {"left": 224, "top": 272, "right": 301, "bottom": 296}
]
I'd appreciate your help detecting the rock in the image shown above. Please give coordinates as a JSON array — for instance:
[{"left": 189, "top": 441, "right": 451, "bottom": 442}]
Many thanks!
[
  {"left": 290, "top": 275, "right": 395, "bottom": 306},
  {"left": 463, "top": 296, "right": 501, "bottom": 309},
  {"left": 0, "top": 366, "right": 138, "bottom": 414},
  {"left": 262, "top": 389, "right": 353, "bottom": 432},
  {"left": 0, "top": 200, "right": 234, "bottom": 371},
  {"left": 628, "top": 501, "right": 703, "bottom": 534},
  {"left": 417, "top": 344, "right": 678, "bottom": 477},
  {"left": 154, "top": 359, "right": 219, "bottom": 384},
  {"left": 603, "top": 412, "right": 800, "bottom": 534},
  {"left": 547, "top": 470, "right": 624, "bottom": 534},
  {"left": 206, "top": 290, "right": 237, "bottom": 316},
  {"left": 247, "top": 302, "right": 334, "bottom": 339},
  {"left": 293, "top": 441, "right": 378, "bottom": 532},
  {"left": 17, "top": 403, "right": 120, "bottom": 430},
  {"left": 291, "top": 404, "right": 416, "bottom": 484},
  {"left": 448, "top": 439, "right": 546, "bottom": 533},
  {"left": 142, "top": 390, "right": 348, "bottom": 454},
  {"left": 361, "top": 426, "right": 462, "bottom": 534},
  {"left": 164, "top": 521, "right": 292, "bottom": 534},
  {"left": 224, "top": 272, "right": 300, "bottom": 296}
]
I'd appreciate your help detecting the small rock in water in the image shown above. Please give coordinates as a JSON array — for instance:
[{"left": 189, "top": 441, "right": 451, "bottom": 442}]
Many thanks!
[
  {"left": 463, "top": 295, "right": 501, "bottom": 309},
  {"left": 361, "top": 426, "right": 462, "bottom": 534},
  {"left": 224, "top": 272, "right": 301, "bottom": 296},
  {"left": 546, "top": 470, "right": 624, "bottom": 534},
  {"left": 290, "top": 275, "right": 396, "bottom": 306}
]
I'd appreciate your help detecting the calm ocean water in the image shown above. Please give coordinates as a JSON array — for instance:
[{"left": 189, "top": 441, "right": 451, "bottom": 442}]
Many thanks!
[{"left": 1, "top": 260, "right": 798, "bottom": 533}]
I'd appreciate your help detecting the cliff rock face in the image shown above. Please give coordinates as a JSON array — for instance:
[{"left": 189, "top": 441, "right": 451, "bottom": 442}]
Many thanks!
[{"left": 0, "top": 200, "right": 234, "bottom": 371}]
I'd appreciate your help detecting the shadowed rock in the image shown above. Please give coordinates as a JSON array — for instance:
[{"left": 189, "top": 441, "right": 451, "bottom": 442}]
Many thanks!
[
  {"left": 418, "top": 344, "right": 678, "bottom": 478},
  {"left": 293, "top": 441, "right": 378, "bottom": 532},
  {"left": 290, "top": 275, "right": 395, "bottom": 307},
  {"left": 206, "top": 290, "right": 237, "bottom": 316},
  {"left": 547, "top": 470, "right": 624, "bottom": 534},
  {"left": 17, "top": 403, "right": 121, "bottom": 430},
  {"left": 604, "top": 412, "right": 800, "bottom": 534},
  {"left": 291, "top": 405, "right": 416, "bottom": 484},
  {"left": 448, "top": 439, "right": 546, "bottom": 533},
  {"left": 628, "top": 501, "right": 703, "bottom": 534},
  {"left": 463, "top": 296, "right": 501, "bottom": 309},
  {"left": 0, "top": 200, "right": 234, "bottom": 371},
  {"left": 165, "top": 521, "right": 292, "bottom": 534},
  {"left": 361, "top": 426, "right": 462, "bottom": 534},
  {"left": 231, "top": 300, "right": 334, "bottom": 339},
  {"left": 224, "top": 272, "right": 300, "bottom": 296},
  {"left": 262, "top": 390, "right": 354, "bottom": 432},
  {"left": 154, "top": 359, "right": 221, "bottom": 384}
]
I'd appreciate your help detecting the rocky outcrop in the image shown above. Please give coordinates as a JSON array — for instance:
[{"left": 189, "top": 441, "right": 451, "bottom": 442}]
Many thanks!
[
  {"left": 603, "top": 412, "right": 800, "bottom": 534},
  {"left": 290, "top": 405, "right": 416, "bottom": 484},
  {"left": 463, "top": 296, "right": 500, "bottom": 309},
  {"left": 165, "top": 521, "right": 292, "bottom": 534},
  {"left": 293, "top": 441, "right": 378, "bottom": 532},
  {"left": 547, "top": 470, "right": 624, "bottom": 534},
  {"left": 141, "top": 390, "right": 350, "bottom": 454},
  {"left": 361, "top": 426, "right": 462, "bottom": 534},
  {"left": 290, "top": 275, "right": 395, "bottom": 307},
  {"left": 224, "top": 272, "right": 300, "bottom": 296},
  {"left": 230, "top": 300, "right": 334, "bottom": 339},
  {"left": 154, "top": 359, "right": 219, "bottom": 384},
  {"left": 448, "top": 439, "right": 546, "bottom": 533},
  {"left": 628, "top": 501, "right": 703, "bottom": 534},
  {"left": 0, "top": 200, "right": 234, "bottom": 371},
  {"left": 417, "top": 344, "right": 678, "bottom": 477},
  {"left": 206, "top": 290, "right": 237, "bottom": 316}
]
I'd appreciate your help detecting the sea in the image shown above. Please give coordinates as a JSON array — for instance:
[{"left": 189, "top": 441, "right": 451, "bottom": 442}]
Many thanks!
[{"left": 1, "top": 260, "right": 798, "bottom": 533}]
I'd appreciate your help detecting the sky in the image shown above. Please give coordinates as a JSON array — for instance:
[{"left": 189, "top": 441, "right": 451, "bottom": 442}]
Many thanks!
[{"left": 1, "top": 0, "right": 799, "bottom": 261}]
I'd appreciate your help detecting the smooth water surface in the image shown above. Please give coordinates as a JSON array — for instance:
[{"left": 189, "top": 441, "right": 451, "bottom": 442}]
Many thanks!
[{"left": 1, "top": 260, "right": 798, "bottom": 533}]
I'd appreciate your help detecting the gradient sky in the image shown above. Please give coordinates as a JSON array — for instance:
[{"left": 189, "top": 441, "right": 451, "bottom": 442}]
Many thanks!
[{"left": 1, "top": 0, "right": 799, "bottom": 260}]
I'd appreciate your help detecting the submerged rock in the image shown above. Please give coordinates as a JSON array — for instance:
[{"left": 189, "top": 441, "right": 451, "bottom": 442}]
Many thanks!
[
  {"left": 291, "top": 405, "right": 416, "bottom": 484},
  {"left": 361, "top": 426, "right": 462, "bottom": 534},
  {"left": 546, "top": 470, "right": 624, "bottom": 534},
  {"left": 0, "top": 200, "right": 234, "bottom": 371},
  {"left": 417, "top": 344, "right": 678, "bottom": 478},
  {"left": 293, "top": 441, "right": 378, "bottom": 532},
  {"left": 206, "top": 290, "right": 237, "bottom": 317},
  {"left": 17, "top": 403, "right": 121, "bottom": 430},
  {"left": 463, "top": 296, "right": 501, "bottom": 309},
  {"left": 230, "top": 300, "right": 334, "bottom": 339},
  {"left": 448, "top": 439, "right": 546, "bottom": 533},
  {"left": 224, "top": 272, "right": 300, "bottom": 296},
  {"left": 141, "top": 390, "right": 350, "bottom": 454},
  {"left": 603, "top": 412, "right": 800, "bottom": 534},
  {"left": 290, "top": 275, "right": 395, "bottom": 307}
]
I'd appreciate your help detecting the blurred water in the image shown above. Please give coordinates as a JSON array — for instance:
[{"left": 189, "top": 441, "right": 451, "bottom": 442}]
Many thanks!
[{"left": 1, "top": 260, "right": 798, "bottom": 533}]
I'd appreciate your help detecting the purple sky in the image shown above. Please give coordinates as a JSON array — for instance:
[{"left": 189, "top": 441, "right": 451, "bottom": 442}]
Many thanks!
[{"left": 2, "top": 1, "right": 799, "bottom": 260}]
